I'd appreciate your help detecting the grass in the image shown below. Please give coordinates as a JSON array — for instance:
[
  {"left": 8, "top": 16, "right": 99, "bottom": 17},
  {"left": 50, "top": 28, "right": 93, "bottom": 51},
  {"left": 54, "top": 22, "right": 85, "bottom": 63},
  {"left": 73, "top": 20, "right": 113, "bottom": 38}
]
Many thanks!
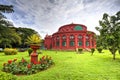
[{"left": 0, "top": 50, "right": 120, "bottom": 80}]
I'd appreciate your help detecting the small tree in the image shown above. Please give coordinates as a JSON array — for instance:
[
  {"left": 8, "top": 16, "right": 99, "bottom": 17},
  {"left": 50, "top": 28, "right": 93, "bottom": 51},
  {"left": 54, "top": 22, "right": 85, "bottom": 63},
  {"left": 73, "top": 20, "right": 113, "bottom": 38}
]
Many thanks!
[
  {"left": 97, "top": 47, "right": 103, "bottom": 53},
  {"left": 95, "top": 11, "right": 120, "bottom": 60},
  {"left": 78, "top": 48, "right": 83, "bottom": 54},
  {"left": 91, "top": 48, "right": 95, "bottom": 56}
]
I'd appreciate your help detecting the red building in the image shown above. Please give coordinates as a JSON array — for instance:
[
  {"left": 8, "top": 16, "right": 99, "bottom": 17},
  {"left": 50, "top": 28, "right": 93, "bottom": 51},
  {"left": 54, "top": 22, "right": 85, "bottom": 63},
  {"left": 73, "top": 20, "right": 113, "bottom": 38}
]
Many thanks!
[{"left": 44, "top": 23, "right": 96, "bottom": 50}]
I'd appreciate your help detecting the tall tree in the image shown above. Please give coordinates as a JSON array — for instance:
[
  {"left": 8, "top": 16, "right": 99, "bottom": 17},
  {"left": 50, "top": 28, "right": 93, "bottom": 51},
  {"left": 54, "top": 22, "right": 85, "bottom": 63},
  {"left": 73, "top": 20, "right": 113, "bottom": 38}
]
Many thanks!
[{"left": 95, "top": 11, "right": 120, "bottom": 59}]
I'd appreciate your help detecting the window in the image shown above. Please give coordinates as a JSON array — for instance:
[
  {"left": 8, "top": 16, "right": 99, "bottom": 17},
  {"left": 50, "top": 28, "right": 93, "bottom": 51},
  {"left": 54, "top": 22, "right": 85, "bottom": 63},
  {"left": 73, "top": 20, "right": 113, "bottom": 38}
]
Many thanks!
[
  {"left": 62, "top": 41, "right": 66, "bottom": 46},
  {"left": 86, "top": 36, "right": 89, "bottom": 39},
  {"left": 70, "top": 35, "right": 74, "bottom": 39},
  {"left": 86, "top": 41, "right": 89, "bottom": 46},
  {"left": 56, "top": 41, "right": 59, "bottom": 46},
  {"left": 56, "top": 36, "right": 59, "bottom": 40},
  {"left": 62, "top": 35, "right": 66, "bottom": 39},
  {"left": 74, "top": 25, "right": 83, "bottom": 30},
  {"left": 70, "top": 41, "right": 74, "bottom": 46},
  {"left": 78, "top": 41, "right": 82, "bottom": 46},
  {"left": 78, "top": 35, "right": 82, "bottom": 39}
]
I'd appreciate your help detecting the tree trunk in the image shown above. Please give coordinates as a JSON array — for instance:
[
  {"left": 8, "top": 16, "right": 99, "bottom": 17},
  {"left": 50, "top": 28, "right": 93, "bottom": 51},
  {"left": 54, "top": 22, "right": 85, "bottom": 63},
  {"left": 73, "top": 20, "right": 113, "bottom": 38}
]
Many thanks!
[
  {"left": 109, "top": 48, "right": 117, "bottom": 60},
  {"left": 113, "top": 53, "right": 116, "bottom": 60}
]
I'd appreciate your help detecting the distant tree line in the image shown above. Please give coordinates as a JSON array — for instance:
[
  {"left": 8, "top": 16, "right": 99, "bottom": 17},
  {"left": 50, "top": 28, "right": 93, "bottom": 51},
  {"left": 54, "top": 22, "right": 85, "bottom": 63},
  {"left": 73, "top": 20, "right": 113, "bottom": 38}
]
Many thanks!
[{"left": 0, "top": 4, "right": 39, "bottom": 48}]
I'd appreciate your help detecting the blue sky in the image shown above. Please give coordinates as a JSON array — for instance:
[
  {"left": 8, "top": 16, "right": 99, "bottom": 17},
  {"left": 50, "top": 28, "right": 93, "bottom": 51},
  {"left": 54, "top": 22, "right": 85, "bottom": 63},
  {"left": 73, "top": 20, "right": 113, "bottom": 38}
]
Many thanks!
[{"left": 0, "top": 0, "right": 120, "bottom": 38}]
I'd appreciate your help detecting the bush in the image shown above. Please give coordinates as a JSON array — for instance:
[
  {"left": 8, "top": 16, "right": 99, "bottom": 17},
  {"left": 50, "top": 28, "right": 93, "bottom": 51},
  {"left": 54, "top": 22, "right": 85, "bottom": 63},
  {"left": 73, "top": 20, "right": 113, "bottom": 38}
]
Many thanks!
[
  {"left": 97, "top": 47, "right": 103, "bottom": 53},
  {"left": 28, "top": 48, "right": 33, "bottom": 56},
  {"left": 78, "top": 48, "right": 83, "bottom": 54},
  {"left": 91, "top": 48, "right": 95, "bottom": 55},
  {"left": 4, "top": 48, "right": 17, "bottom": 55},
  {"left": 0, "top": 71, "right": 17, "bottom": 80},
  {"left": 2, "top": 56, "right": 54, "bottom": 75}
]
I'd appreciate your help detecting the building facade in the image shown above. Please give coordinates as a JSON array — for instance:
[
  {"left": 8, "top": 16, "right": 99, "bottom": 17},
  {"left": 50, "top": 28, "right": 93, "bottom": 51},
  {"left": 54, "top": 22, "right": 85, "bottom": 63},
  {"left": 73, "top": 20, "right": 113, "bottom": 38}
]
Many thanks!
[{"left": 44, "top": 23, "right": 96, "bottom": 50}]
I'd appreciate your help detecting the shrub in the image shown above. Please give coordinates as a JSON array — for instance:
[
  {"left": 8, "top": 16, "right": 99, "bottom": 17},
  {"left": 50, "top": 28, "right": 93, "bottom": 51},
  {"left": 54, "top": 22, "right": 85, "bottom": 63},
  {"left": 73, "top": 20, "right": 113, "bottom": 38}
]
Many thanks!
[
  {"left": 78, "top": 48, "right": 83, "bottom": 54},
  {"left": 0, "top": 71, "right": 17, "bottom": 80},
  {"left": 97, "top": 47, "right": 103, "bottom": 53},
  {"left": 2, "top": 56, "right": 54, "bottom": 75},
  {"left": 4, "top": 48, "right": 17, "bottom": 55},
  {"left": 28, "top": 48, "right": 33, "bottom": 56},
  {"left": 91, "top": 48, "right": 95, "bottom": 55}
]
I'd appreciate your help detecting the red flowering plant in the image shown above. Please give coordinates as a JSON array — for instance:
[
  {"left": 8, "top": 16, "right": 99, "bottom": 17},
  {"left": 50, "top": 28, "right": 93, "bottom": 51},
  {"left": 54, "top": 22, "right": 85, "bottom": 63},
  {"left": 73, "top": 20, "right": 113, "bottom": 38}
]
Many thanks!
[{"left": 2, "top": 56, "right": 54, "bottom": 75}]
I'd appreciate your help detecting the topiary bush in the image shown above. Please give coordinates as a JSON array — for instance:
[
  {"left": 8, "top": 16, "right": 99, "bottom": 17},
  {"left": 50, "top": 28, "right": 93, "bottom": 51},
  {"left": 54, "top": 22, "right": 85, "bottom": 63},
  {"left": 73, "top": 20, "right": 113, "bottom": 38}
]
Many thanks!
[
  {"left": 91, "top": 48, "right": 95, "bottom": 55},
  {"left": 0, "top": 71, "right": 17, "bottom": 80},
  {"left": 97, "top": 47, "right": 103, "bottom": 53},
  {"left": 78, "top": 48, "right": 83, "bottom": 54},
  {"left": 4, "top": 48, "right": 17, "bottom": 55},
  {"left": 28, "top": 48, "right": 33, "bottom": 56}
]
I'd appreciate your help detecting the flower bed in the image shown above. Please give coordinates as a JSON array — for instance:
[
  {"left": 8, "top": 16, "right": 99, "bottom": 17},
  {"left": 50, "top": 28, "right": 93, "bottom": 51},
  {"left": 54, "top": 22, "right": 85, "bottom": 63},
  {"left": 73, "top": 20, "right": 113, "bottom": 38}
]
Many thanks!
[{"left": 2, "top": 55, "right": 54, "bottom": 75}]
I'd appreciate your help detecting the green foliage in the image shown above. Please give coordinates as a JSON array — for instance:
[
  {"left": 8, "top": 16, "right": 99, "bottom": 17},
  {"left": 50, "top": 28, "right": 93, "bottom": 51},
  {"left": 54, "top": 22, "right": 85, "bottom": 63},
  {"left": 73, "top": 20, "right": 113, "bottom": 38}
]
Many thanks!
[
  {"left": 95, "top": 11, "right": 120, "bottom": 59},
  {"left": 4, "top": 48, "right": 17, "bottom": 55},
  {"left": 91, "top": 48, "right": 95, "bottom": 55},
  {"left": 28, "top": 48, "right": 33, "bottom": 56},
  {"left": 2, "top": 56, "right": 54, "bottom": 75},
  {"left": 78, "top": 48, "right": 83, "bottom": 54},
  {"left": 26, "top": 34, "right": 41, "bottom": 45},
  {"left": 97, "top": 47, "right": 103, "bottom": 53},
  {"left": 0, "top": 71, "right": 17, "bottom": 80}
]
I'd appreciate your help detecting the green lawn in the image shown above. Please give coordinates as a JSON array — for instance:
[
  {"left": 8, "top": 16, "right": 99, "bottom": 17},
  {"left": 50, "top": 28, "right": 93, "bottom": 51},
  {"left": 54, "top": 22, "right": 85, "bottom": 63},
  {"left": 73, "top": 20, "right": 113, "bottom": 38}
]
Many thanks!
[{"left": 0, "top": 50, "right": 120, "bottom": 80}]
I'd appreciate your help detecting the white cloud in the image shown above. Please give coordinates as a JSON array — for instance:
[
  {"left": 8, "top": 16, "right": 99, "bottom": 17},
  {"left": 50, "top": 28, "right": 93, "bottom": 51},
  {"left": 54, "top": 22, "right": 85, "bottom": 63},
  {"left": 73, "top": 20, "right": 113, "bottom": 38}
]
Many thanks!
[{"left": 2, "top": 0, "right": 120, "bottom": 38}]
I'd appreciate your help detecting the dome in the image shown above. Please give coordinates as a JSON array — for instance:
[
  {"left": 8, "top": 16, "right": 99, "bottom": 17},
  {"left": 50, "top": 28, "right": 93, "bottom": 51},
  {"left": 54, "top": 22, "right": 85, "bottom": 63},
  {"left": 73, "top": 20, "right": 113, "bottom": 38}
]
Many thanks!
[{"left": 58, "top": 23, "right": 87, "bottom": 32}]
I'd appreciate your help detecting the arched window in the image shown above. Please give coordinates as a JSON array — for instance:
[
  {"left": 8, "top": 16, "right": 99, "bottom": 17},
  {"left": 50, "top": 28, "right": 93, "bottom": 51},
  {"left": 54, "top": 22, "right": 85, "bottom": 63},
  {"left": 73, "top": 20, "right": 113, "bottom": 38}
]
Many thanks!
[
  {"left": 62, "top": 35, "right": 66, "bottom": 39},
  {"left": 70, "top": 41, "right": 74, "bottom": 46},
  {"left": 86, "top": 41, "right": 89, "bottom": 46},
  {"left": 74, "top": 25, "right": 83, "bottom": 30},
  {"left": 56, "top": 36, "right": 59, "bottom": 40},
  {"left": 70, "top": 35, "right": 74, "bottom": 39},
  {"left": 62, "top": 41, "right": 66, "bottom": 46},
  {"left": 86, "top": 36, "right": 89, "bottom": 39},
  {"left": 78, "top": 41, "right": 82, "bottom": 46},
  {"left": 78, "top": 35, "right": 82, "bottom": 39}
]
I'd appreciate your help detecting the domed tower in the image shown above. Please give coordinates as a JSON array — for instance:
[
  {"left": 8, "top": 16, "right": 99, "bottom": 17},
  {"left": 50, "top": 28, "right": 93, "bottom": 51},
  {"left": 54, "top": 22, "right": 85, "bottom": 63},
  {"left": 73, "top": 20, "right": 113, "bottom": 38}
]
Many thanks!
[{"left": 44, "top": 23, "right": 96, "bottom": 50}]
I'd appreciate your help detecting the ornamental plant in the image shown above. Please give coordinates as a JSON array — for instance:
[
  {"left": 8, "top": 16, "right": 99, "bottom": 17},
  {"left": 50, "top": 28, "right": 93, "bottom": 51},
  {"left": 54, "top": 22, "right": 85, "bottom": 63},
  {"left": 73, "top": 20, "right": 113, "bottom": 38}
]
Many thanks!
[
  {"left": 2, "top": 55, "right": 54, "bottom": 75},
  {"left": 25, "top": 34, "right": 41, "bottom": 46},
  {"left": 4, "top": 48, "right": 17, "bottom": 55}
]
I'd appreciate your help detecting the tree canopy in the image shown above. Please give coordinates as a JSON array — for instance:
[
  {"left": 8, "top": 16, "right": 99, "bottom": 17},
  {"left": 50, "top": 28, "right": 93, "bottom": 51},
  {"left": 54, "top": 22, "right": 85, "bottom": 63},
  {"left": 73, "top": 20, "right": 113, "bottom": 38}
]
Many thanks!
[{"left": 95, "top": 11, "right": 120, "bottom": 59}]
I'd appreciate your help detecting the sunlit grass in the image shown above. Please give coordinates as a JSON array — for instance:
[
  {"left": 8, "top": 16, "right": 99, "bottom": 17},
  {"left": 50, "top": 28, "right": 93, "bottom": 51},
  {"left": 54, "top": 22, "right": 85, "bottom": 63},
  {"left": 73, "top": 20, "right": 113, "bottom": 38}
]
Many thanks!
[{"left": 0, "top": 50, "right": 120, "bottom": 80}]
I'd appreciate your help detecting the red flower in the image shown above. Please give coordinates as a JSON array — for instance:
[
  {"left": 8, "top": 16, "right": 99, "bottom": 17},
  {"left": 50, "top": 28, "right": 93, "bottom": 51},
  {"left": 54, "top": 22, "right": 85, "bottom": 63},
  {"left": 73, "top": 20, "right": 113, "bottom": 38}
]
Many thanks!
[
  {"left": 3, "top": 63, "right": 6, "bottom": 66},
  {"left": 8, "top": 60, "right": 12, "bottom": 64},
  {"left": 21, "top": 57, "right": 26, "bottom": 63},
  {"left": 27, "top": 64, "right": 31, "bottom": 69},
  {"left": 38, "top": 61, "right": 41, "bottom": 64},
  {"left": 34, "top": 62, "right": 37, "bottom": 65},
  {"left": 13, "top": 58, "right": 17, "bottom": 62},
  {"left": 42, "top": 56, "right": 45, "bottom": 60}
]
